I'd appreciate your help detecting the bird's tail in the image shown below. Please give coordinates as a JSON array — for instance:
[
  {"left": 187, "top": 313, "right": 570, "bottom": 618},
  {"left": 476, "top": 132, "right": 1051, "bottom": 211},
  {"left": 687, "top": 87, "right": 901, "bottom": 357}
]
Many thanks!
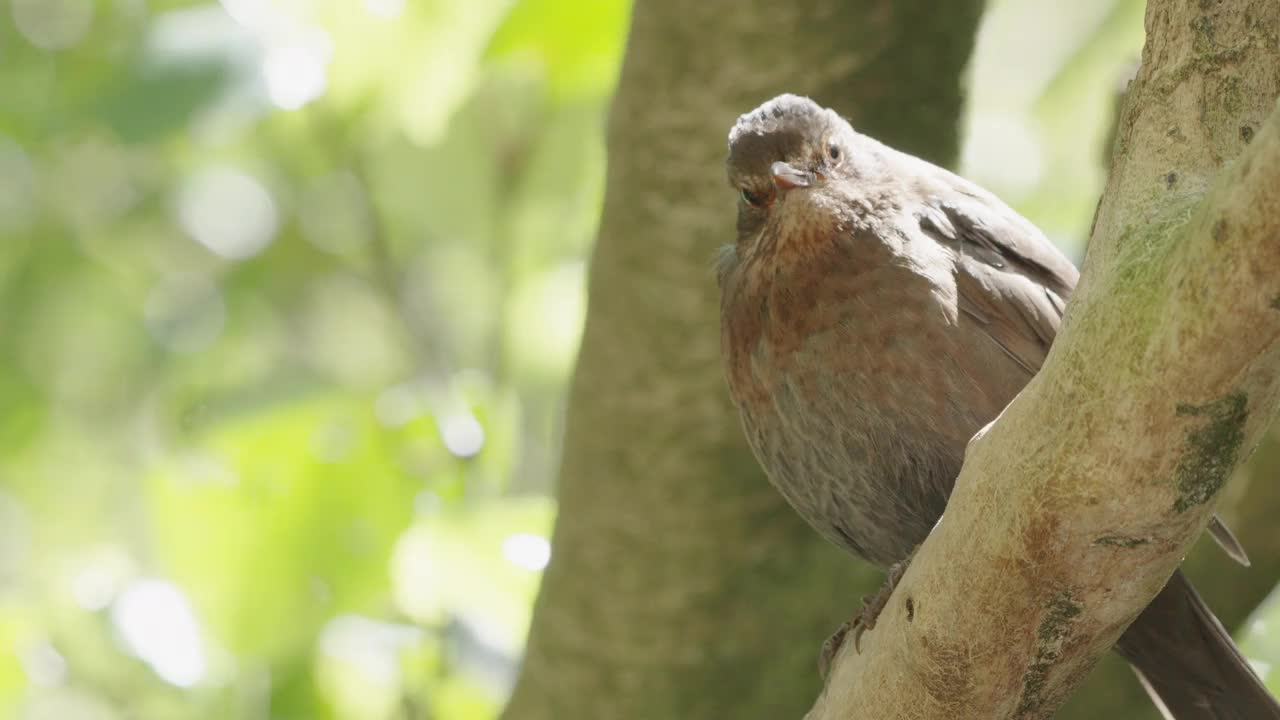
[{"left": 1115, "top": 569, "right": 1280, "bottom": 720}]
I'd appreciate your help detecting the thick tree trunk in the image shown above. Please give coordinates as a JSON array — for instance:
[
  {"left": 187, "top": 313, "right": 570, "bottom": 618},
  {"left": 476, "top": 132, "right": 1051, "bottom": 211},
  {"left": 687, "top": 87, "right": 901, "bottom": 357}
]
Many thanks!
[
  {"left": 813, "top": 1, "right": 1280, "bottom": 718},
  {"left": 500, "top": 2, "right": 982, "bottom": 719}
]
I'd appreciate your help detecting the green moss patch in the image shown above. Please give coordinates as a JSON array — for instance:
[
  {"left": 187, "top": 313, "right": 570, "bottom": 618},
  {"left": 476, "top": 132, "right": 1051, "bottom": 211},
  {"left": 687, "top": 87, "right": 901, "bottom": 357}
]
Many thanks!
[
  {"left": 1016, "top": 591, "right": 1083, "bottom": 717},
  {"left": 1172, "top": 392, "right": 1247, "bottom": 513}
]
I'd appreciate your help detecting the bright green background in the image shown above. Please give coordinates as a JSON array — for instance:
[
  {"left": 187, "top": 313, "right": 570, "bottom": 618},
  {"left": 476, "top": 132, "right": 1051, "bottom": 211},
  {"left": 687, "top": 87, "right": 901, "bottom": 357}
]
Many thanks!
[{"left": 0, "top": 1, "right": 1275, "bottom": 718}]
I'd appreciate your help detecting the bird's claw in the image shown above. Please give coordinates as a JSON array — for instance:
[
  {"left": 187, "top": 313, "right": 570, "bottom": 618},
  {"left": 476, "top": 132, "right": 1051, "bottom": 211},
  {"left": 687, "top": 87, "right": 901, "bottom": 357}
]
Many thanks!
[
  {"left": 818, "top": 621, "right": 850, "bottom": 679},
  {"left": 818, "top": 557, "right": 912, "bottom": 679}
]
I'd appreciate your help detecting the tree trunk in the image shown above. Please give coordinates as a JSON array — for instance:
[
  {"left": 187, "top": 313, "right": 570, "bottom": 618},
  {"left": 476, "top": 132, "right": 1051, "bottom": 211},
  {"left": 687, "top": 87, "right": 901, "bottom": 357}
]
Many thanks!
[
  {"left": 500, "top": 2, "right": 982, "bottom": 718},
  {"left": 813, "top": 1, "right": 1280, "bottom": 717}
]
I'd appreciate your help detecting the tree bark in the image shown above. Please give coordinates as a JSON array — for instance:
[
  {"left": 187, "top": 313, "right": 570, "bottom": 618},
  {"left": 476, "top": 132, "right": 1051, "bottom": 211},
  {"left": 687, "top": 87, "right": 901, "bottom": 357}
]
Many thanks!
[
  {"left": 813, "top": 1, "right": 1280, "bottom": 718},
  {"left": 500, "top": 2, "right": 982, "bottom": 719},
  {"left": 1060, "top": 424, "right": 1280, "bottom": 719},
  {"left": 1064, "top": 23, "right": 1280, "bottom": 719}
]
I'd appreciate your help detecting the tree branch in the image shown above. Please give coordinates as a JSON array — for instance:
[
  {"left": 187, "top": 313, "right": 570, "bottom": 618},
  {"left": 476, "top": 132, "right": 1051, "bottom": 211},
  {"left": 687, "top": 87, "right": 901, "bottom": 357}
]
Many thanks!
[
  {"left": 1063, "top": 429, "right": 1280, "bottom": 720},
  {"left": 812, "top": 1, "right": 1280, "bottom": 717}
]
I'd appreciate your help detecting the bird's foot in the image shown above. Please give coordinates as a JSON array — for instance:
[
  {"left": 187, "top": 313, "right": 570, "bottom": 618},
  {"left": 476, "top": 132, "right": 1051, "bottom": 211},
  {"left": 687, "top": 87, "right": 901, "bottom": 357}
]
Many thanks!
[{"left": 818, "top": 554, "right": 914, "bottom": 679}]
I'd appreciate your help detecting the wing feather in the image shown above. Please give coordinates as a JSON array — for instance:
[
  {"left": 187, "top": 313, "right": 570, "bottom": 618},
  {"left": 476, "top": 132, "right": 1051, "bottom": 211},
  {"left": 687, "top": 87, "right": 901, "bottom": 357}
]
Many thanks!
[{"left": 917, "top": 191, "right": 1246, "bottom": 565}]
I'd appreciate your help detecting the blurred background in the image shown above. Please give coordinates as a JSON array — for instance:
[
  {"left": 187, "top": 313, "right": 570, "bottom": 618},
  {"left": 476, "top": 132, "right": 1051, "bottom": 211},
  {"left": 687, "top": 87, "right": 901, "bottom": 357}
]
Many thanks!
[{"left": 0, "top": 0, "right": 1275, "bottom": 719}]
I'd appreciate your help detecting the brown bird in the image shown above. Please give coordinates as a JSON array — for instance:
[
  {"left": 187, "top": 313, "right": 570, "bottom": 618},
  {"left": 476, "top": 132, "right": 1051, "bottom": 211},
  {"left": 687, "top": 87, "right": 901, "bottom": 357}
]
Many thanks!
[{"left": 717, "top": 93, "right": 1277, "bottom": 719}]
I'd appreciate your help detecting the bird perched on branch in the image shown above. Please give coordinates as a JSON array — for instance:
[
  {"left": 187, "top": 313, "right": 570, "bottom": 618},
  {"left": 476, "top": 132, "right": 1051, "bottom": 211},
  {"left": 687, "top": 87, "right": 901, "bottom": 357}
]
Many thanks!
[{"left": 716, "top": 93, "right": 1277, "bottom": 720}]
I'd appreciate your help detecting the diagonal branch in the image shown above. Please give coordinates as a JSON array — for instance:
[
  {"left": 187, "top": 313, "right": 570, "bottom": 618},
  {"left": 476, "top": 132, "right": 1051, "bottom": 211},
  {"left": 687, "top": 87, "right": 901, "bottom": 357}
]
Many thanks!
[{"left": 811, "top": 1, "right": 1280, "bottom": 717}]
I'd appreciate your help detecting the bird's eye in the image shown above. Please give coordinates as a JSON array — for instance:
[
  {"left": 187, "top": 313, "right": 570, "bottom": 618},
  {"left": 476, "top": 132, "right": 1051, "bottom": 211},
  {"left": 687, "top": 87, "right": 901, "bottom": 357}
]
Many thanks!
[
  {"left": 740, "top": 187, "right": 766, "bottom": 208},
  {"left": 828, "top": 144, "right": 841, "bottom": 161}
]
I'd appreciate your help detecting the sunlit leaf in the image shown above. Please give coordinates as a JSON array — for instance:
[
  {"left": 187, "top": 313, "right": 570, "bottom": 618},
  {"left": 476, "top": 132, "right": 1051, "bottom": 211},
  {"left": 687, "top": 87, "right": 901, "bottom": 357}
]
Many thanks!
[
  {"left": 485, "top": 0, "right": 631, "bottom": 97},
  {"left": 146, "top": 394, "right": 424, "bottom": 661},
  {"left": 391, "top": 497, "right": 553, "bottom": 648}
]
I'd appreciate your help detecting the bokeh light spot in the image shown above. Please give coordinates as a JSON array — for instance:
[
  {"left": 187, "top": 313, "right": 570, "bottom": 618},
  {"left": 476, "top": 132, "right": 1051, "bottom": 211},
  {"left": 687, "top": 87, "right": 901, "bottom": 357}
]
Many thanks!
[
  {"left": 440, "top": 413, "right": 484, "bottom": 458},
  {"left": 111, "top": 580, "right": 207, "bottom": 687},
  {"left": 390, "top": 528, "right": 437, "bottom": 621},
  {"left": 505, "top": 261, "right": 586, "bottom": 381},
  {"left": 317, "top": 615, "right": 422, "bottom": 719},
  {"left": 263, "top": 32, "right": 332, "bottom": 110},
  {"left": 217, "top": 0, "right": 284, "bottom": 32},
  {"left": 320, "top": 615, "right": 421, "bottom": 682},
  {"left": 19, "top": 641, "right": 67, "bottom": 687},
  {"left": 501, "top": 533, "right": 550, "bottom": 572},
  {"left": 364, "top": 0, "right": 405, "bottom": 19},
  {"left": 177, "top": 167, "right": 278, "bottom": 260}
]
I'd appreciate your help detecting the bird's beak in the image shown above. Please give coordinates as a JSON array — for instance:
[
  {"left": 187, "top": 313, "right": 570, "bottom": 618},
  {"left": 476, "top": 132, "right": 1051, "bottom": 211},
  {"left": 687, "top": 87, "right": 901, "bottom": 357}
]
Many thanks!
[{"left": 771, "top": 161, "right": 814, "bottom": 190}]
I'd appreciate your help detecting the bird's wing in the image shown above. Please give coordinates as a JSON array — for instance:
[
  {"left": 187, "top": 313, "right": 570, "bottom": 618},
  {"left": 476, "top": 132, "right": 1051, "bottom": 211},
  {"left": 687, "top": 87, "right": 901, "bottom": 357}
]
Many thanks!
[
  {"left": 917, "top": 195, "right": 1077, "bottom": 374},
  {"left": 917, "top": 192, "right": 1250, "bottom": 566}
]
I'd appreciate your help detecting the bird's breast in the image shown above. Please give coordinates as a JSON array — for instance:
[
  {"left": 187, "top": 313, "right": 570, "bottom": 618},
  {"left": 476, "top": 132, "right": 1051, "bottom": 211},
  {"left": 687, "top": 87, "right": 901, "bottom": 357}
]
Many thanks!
[
  {"left": 720, "top": 239, "right": 987, "bottom": 566},
  {"left": 722, "top": 241, "right": 958, "bottom": 418}
]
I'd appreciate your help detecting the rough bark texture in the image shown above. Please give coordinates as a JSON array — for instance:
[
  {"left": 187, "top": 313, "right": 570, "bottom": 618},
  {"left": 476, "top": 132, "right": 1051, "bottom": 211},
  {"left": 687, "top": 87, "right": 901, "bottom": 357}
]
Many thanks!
[
  {"left": 1061, "top": 428, "right": 1280, "bottom": 719},
  {"left": 1065, "top": 17, "right": 1280, "bottom": 718},
  {"left": 813, "top": 1, "right": 1280, "bottom": 718},
  {"left": 500, "top": 2, "right": 982, "bottom": 719}
]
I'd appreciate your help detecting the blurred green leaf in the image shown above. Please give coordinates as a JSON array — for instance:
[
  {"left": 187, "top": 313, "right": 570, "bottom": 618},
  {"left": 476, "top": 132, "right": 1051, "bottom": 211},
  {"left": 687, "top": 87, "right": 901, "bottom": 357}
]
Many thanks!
[
  {"left": 147, "top": 394, "right": 422, "bottom": 661},
  {"left": 95, "top": 59, "right": 234, "bottom": 143},
  {"left": 432, "top": 674, "right": 499, "bottom": 720},
  {"left": 392, "top": 498, "right": 553, "bottom": 647},
  {"left": 0, "top": 603, "right": 28, "bottom": 719},
  {"left": 485, "top": 0, "right": 631, "bottom": 97}
]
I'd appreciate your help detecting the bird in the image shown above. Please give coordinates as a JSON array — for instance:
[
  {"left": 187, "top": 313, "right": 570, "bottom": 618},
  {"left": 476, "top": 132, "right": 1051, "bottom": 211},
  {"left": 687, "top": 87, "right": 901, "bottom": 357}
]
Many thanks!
[{"left": 716, "top": 93, "right": 1277, "bottom": 719}]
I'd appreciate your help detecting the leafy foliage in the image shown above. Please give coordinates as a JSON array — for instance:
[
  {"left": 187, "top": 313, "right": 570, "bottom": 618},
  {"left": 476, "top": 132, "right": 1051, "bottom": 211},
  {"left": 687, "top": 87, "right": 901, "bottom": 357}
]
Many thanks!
[{"left": 0, "top": 0, "right": 624, "bottom": 718}]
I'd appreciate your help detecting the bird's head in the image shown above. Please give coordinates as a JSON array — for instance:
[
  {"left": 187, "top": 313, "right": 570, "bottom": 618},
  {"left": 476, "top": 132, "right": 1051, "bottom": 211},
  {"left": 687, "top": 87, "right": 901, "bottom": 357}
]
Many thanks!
[{"left": 725, "top": 94, "right": 878, "bottom": 245}]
